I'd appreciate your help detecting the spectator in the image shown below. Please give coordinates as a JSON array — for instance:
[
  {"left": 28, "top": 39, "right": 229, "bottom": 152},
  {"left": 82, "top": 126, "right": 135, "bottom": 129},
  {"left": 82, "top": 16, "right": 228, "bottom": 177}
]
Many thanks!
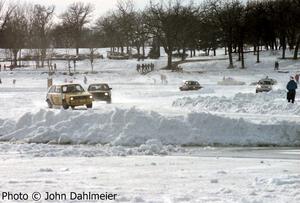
[
  {"left": 274, "top": 61, "right": 279, "bottom": 70},
  {"left": 286, "top": 76, "right": 298, "bottom": 103}
]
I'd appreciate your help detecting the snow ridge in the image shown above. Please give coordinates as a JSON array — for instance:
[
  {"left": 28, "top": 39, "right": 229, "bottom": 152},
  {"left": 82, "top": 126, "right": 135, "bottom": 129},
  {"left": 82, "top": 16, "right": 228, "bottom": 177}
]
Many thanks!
[
  {"left": 0, "top": 108, "right": 299, "bottom": 146},
  {"left": 173, "top": 90, "right": 300, "bottom": 115}
]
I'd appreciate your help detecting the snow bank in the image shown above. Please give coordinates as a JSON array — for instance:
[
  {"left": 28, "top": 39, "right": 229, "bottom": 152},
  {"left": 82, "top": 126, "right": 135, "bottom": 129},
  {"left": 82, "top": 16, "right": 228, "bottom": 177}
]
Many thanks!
[
  {"left": 173, "top": 90, "right": 300, "bottom": 115},
  {"left": 0, "top": 141, "right": 184, "bottom": 157},
  {"left": 0, "top": 108, "right": 299, "bottom": 146}
]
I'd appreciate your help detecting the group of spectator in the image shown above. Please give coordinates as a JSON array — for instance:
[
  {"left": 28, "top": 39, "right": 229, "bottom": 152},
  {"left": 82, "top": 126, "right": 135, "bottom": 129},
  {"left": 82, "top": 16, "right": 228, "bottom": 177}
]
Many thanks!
[
  {"left": 0, "top": 64, "right": 15, "bottom": 71},
  {"left": 136, "top": 63, "right": 154, "bottom": 74},
  {"left": 0, "top": 78, "right": 16, "bottom": 85}
]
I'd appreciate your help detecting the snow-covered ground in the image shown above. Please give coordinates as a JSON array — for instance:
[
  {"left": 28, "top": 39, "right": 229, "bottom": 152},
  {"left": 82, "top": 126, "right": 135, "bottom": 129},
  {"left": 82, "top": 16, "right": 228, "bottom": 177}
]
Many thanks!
[
  {"left": 0, "top": 145, "right": 299, "bottom": 203},
  {"left": 0, "top": 48, "right": 300, "bottom": 202}
]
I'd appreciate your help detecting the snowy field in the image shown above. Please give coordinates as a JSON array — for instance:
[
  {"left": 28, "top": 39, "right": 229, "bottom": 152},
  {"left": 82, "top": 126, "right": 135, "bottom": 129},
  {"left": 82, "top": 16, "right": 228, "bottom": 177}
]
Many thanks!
[
  {"left": 0, "top": 145, "right": 299, "bottom": 203},
  {"left": 0, "top": 48, "right": 300, "bottom": 202}
]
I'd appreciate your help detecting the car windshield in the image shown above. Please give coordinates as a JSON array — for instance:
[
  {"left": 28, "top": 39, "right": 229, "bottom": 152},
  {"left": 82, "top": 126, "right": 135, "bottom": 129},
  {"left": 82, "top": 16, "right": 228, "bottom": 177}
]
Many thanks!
[
  {"left": 259, "top": 81, "right": 272, "bottom": 85},
  {"left": 89, "top": 84, "right": 109, "bottom": 91},
  {"left": 186, "top": 81, "right": 198, "bottom": 85},
  {"left": 62, "top": 85, "right": 84, "bottom": 93}
]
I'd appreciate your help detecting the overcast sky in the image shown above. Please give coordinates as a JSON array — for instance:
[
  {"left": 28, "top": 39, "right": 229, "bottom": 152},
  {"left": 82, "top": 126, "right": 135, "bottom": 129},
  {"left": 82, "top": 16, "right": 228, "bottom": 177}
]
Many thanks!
[{"left": 17, "top": 0, "right": 208, "bottom": 23}]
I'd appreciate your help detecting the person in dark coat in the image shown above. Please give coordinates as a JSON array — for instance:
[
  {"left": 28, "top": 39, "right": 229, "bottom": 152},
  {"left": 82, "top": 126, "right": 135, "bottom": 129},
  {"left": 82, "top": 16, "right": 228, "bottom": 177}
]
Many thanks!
[
  {"left": 274, "top": 61, "right": 279, "bottom": 70},
  {"left": 287, "top": 76, "right": 298, "bottom": 103}
]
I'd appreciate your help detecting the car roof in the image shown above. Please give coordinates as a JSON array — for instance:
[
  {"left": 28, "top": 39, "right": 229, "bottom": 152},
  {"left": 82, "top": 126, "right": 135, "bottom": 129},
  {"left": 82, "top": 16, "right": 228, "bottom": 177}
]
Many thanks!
[
  {"left": 52, "top": 83, "right": 82, "bottom": 87},
  {"left": 89, "top": 83, "right": 109, "bottom": 86},
  {"left": 185, "top": 80, "right": 199, "bottom": 83},
  {"left": 259, "top": 79, "right": 272, "bottom": 82}
]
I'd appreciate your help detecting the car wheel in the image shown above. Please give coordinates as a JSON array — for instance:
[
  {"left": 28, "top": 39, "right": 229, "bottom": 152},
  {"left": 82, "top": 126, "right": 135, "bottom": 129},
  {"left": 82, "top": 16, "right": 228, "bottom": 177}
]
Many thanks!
[
  {"left": 62, "top": 101, "right": 69, "bottom": 109},
  {"left": 86, "top": 103, "right": 93, "bottom": 108},
  {"left": 46, "top": 99, "right": 53, "bottom": 108},
  {"left": 106, "top": 98, "right": 112, "bottom": 104}
]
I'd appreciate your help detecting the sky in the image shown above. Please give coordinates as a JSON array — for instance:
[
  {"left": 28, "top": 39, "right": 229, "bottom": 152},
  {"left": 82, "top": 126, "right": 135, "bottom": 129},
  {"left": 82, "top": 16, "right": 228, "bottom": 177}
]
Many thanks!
[{"left": 16, "top": 0, "right": 206, "bottom": 23}]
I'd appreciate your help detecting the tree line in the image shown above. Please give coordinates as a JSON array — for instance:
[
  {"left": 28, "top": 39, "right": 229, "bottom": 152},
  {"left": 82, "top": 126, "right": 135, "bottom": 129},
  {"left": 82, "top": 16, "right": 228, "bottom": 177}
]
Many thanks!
[{"left": 0, "top": 0, "right": 299, "bottom": 69}]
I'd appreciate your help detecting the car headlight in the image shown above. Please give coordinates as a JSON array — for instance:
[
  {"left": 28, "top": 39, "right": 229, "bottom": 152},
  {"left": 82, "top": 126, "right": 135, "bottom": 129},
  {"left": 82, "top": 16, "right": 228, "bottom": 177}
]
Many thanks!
[
  {"left": 70, "top": 97, "right": 74, "bottom": 101},
  {"left": 89, "top": 95, "right": 93, "bottom": 99},
  {"left": 104, "top": 92, "right": 108, "bottom": 96},
  {"left": 257, "top": 85, "right": 261, "bottom": 88}
]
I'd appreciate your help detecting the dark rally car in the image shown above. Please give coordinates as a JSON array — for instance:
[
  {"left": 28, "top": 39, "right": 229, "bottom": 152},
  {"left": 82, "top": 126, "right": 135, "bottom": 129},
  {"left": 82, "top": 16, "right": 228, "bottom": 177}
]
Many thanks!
[
  {"left": 88, "top": 83, "right": 112, "bottom": 103},
  {"left": 179, "top": 81, "right": 202, "bottom": 91}
]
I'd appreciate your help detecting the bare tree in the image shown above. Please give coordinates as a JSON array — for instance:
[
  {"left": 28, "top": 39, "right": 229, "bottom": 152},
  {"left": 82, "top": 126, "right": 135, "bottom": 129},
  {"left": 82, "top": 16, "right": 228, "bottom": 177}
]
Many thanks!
[
  {"left": 61, "top": 2, "right": 94, "bottom": 55},
  {"left": 29, "top": 4, "right": 55, "bottom": 68},
  {"left": 0, "top": 1, "right": 15, "bottom": 47},
  {"left": 132, "top": 12, "right": 149, "bottom": 59},
  {"left": 145, "top": 0, "right": 191, "bottom": 69},
  {"left": 209, "top": 0, "right": 244, "bottom": 68},
  {"left": 2, "top": 5, "right": 28, "bottom": 67}
]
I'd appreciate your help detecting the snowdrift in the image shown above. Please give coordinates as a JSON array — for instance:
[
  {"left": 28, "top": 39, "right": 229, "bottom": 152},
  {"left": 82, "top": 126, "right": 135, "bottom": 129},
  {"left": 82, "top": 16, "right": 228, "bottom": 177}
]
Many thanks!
[
  {"left": 173, "top": 90, "right": 300, "bottom": 115},
  {"left": 0, "top": 108, "right": 299, "bottom": 146}
]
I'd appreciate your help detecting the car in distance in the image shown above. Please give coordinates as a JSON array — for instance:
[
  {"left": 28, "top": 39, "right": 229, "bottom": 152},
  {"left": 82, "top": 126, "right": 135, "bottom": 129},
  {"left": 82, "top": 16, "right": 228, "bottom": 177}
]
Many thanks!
[
  {"left": 179, "top": 81, "right": 202, "bottom": 91},
  {"left": 88, "top": 83, "right": 112, "bottom": 103},
  {"left": 256, "top": 79, "right": 273, "bottom": 93},
  {"left": 46, "top": 83, "right": 93, "bottom": 109}
]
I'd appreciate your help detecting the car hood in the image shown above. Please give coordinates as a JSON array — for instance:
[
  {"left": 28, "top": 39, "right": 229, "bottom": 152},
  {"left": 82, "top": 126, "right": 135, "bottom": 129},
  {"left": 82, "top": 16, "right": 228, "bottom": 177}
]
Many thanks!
[
  {"left": 89, "top": 90, "right": 110, "bottom": 93},
  {"left": 257, "top": 85, "right": 272, "bottom": 88},
  {"left": 65, "top": 92, "right": 91, "bottom": 97}
]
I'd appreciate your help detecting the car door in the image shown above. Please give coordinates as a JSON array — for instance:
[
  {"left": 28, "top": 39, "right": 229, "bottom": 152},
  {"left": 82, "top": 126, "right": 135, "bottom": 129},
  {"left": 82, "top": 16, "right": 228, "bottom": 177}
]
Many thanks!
[{"left": 53, "top": 86, "right": 63, "bottom": 105}]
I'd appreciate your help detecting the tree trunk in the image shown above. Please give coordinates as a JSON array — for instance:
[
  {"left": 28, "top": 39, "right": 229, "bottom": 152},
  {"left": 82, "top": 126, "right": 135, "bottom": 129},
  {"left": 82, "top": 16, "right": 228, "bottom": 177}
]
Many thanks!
[
  {"left": 225, "top": 46, "right": 227, "bottom": 55},
  {"left": 182, "top": 48, "right": 186, "bottom": 61},
  {"left": 142, "top": 43, "right": 145, "bottom": 60},
  {"left": 91, "top": 61, "right": 94, "bottom": 72},
  {"left": 137, "top": 46, "right": 140, "bottom": 61},
  {"left": 228, "top": 44, "right": 234, "bottom": 69},
  {"left": 293, "top": 35, "right": 300, "bottom": 60},
  {"left": 213, "top": 48, "right": 216, "bottom": 56},
  {"left": 282, "top": 36, "right": 286, "bottom": 59},
  {"left": 74, "top": 60, "right": 76, "bottom": 73},
  {"left": 68, "top": 60, "right": 71, "bottom": 74},
  {"left": 207, "top": 48, "right": 210, "bottom": 56},
  {"left": 256, "top": 44, "right": 260, "bottom": 63},
  {"left": 240, "top": 44, "right": 245, "bottom": 69},
  {"left": 19, "top": 49, "right": 22, "bottom": 67},
  {"left": 12, "top": 49, "right": 18, "bottom": 67},
  {"left": 76, "top": 47, "right": 79, "bottom": 55},
  {"left": 275, "top": 40, "right": 278, "bottom": 50},
  {"left": 167, "top": 51, "right": 172, "bottom": 69}
]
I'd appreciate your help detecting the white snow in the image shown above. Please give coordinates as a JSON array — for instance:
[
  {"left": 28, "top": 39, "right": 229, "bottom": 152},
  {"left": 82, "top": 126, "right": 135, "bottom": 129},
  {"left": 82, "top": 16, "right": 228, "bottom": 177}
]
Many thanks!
[
  {"left": 173, "top": 89, "right": 300, "bottom": 116},
  {"left": 0, "top": 149, "right": 299, "bottom": 203},
  {"left": 0, "top": 108, "right": 299, "bottom": 146}
]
